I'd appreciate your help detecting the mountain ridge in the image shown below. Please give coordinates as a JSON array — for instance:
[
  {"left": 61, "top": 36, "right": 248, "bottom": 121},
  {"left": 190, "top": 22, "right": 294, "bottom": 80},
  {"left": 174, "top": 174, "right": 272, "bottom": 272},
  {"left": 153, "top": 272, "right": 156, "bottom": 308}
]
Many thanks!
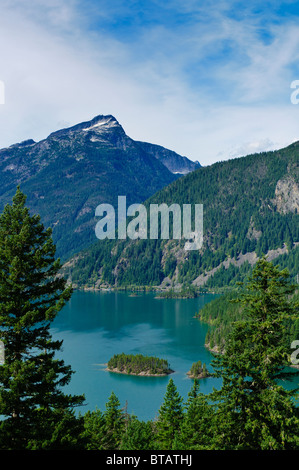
[
  {"left": 63, "top": 140, "right": 299, "bottom": 290},
  {"left": 0, "top": 114, "right": 199, "bottom": 259},
  {"left": 135, "top": 141, "right": 200, "bottom": 174}
]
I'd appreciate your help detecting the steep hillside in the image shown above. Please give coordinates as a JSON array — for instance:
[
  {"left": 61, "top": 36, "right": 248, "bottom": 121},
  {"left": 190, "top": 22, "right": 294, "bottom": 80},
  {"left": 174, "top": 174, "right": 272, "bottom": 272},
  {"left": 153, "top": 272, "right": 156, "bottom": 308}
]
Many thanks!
[
  {"left": 0, "top": 114, "right": 198, "bottom": 260},
  {"left": 196, "top": 253, "right": 299, "bottom": 353},
  {"left": 63, "top": 141, "right": 299, "bottom": 290}
]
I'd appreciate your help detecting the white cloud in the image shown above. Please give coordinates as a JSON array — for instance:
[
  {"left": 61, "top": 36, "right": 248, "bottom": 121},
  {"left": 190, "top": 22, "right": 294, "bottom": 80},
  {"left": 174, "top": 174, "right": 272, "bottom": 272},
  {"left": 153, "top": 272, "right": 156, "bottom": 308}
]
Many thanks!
[{"left": 0, "top": 0, "right": 299, "bottom": 166}]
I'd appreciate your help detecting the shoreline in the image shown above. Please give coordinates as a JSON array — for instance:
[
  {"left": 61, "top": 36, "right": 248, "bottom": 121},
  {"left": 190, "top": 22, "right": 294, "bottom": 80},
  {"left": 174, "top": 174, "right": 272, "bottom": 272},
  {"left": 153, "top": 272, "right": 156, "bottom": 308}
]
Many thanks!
[
  {"left": 186, "top": 371, "right": 211, "bottom": 379},
  {"left": 105, "top": 366, "right": 174, "bottom": 377}
]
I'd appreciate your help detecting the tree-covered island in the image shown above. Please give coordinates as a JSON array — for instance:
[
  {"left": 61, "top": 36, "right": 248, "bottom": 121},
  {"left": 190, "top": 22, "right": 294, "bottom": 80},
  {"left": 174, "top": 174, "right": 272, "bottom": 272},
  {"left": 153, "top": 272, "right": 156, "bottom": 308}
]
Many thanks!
[
  {"left": 107, "top": 353, "right": 174, "bottom": 376},
  {"left": 187, "top": 361, "right": 211, "bottom": 379},
  {"left": 0, "top": 188, "right": 298, "bottom": 450}
]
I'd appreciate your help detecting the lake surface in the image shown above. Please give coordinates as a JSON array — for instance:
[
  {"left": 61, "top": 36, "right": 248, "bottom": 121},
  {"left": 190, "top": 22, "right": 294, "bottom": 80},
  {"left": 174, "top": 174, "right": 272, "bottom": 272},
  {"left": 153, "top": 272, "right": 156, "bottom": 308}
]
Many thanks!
[{"left": 51, "top": 290, "right": 222, "bottom": 421}]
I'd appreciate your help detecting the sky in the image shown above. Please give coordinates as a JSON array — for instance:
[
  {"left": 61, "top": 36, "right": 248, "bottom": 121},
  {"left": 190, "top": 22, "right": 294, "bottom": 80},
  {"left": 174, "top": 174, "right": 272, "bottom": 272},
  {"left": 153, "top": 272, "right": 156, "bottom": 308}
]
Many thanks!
[{"left": 1, "top": 0, "right": 299, "bottom": 165}]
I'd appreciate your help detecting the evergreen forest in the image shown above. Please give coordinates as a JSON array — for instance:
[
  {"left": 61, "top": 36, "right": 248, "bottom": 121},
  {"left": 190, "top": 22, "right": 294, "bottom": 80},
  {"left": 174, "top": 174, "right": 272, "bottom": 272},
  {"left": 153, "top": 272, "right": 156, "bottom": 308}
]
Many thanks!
[
  {"left": 107, "top": 353, "right": 173, "bottom": 376},
  {"left": 0, "top": 180, "right": 298, "bottom": 451},
  {"left": 64, "top": 142, "right": 299, "bottom": 291}
]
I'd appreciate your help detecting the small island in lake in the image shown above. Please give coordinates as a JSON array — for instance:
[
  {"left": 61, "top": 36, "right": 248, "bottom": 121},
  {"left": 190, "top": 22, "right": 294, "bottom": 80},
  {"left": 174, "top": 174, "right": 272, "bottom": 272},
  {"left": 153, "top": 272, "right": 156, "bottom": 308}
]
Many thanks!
[
  {"left": 187, "top": 360, "right": 211, "bottom": 379},
  {"left": 155, "top": 286, "right": 200, "bottom": 299},
  {"left": 107, "top": 353, "right": 174, "bottom": 376}
]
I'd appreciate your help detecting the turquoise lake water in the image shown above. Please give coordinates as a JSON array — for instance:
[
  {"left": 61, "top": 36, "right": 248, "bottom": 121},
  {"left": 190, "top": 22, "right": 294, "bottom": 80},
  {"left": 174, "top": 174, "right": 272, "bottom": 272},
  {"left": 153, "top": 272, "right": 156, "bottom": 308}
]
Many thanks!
[{"left": 51, "top": 290, "right": 222, "bottom": 421}]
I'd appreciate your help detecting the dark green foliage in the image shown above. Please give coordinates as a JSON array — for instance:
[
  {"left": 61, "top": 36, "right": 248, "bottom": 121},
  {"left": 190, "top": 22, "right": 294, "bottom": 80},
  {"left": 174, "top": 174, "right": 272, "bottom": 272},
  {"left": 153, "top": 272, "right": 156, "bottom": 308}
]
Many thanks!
[
  {"left": 163, "top": 254, "right": 177, "bottom": 278},
  {"left": 210, "top": 257, "right": 299, "bottom": 449},
  {"left": 155, "top": 378, "right": 184, "bottom": 450},
  {"left": 0, "top": 188, "right": 85, "bottom": 450},
  {"left": 107, "top": 353, "right": 172, "bottom": 375},
  {"left": 197, "top": 289, "right": 245, "bottom": 351},
  {"left": 188, "top": 360, "right": 210, "bottom": 378},
  {"left": 102, "top": 391, "right": 126, "bottom": 450},
  {"left": 1, "top": 189, "right": 298, "bottom": 450},
  {"left": 157, "top": 285, "right": 198, "bottom": 298},
  {"left": 175, "top": 380, "right": 214, "bottom": 450},
  {"left": 272, "top": 245, "right": 299, "bottom": 285},
  {"left": 81, "top": 408, "right": 106, "bottom": 450},
  {"left": 204, "top": 261, "right": 253, "bottom": 289},
  {"left": 65, "top": 141, "right": 299, "bottom": 289},
  {"left": 198, "top": 250, "right": 299, "bottom": 352},
  {"left": 120, "top": 417, "right": 155, "bottom": 450},
  {"left": 26, "top": 409, "right": 86, "bottom": 450}
]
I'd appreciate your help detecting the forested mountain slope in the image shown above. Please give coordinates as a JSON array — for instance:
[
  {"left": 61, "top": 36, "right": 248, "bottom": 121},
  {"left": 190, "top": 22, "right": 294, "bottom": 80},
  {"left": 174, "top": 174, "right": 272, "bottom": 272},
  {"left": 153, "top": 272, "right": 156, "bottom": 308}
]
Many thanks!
[
  {"left": 63, "top": 140, "right": 299, "bottom": 289},
  {"left": 0, "top": 115, "right": 198, "bottom": 260}
]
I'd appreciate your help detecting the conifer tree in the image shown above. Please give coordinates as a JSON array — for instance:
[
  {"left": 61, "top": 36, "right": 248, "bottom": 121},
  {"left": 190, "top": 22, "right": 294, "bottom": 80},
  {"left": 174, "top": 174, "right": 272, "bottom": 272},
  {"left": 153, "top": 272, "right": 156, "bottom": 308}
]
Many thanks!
[
  {"left": 82, "top": 408, "right": 106, "bottom": 450},
  {"left": 120, "top": 417, "right": 154, "bottom": 450},
  {"left": 210, "top": 257, "right": 299, "bottom": 450},
  {"left": 175, "top": 380, "right": 214, "bottom": 450},
  {"left": 103, "top": 391, "right": 125, "bottom": 449},
  {"left": 155, "top": 378, "right": 183, "bottom": 449},
  {"left": 0, "top": 187, "right": 85, "bottom": 449}
]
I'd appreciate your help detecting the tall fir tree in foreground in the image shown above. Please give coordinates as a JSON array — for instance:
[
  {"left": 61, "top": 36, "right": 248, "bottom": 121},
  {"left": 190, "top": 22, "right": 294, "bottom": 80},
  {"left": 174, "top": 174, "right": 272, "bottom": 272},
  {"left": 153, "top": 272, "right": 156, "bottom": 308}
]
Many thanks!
[
  {"left": 210, "top": 256, "right": 299, "bottom": 450},
  {"left": 155, "top": 378, "right": 184, "bottom": 450},
  {"left": 102, "top": 391, "right": 125, "bottom": 450},
  {"left": 175, "top": 379, "right": 214, "bottom": 450},
  {"left": 0, "top": 187, "right": 85, "bottom": 449},
  {"left": 120, "top": 417, "right": 154, "bottom": 450}
]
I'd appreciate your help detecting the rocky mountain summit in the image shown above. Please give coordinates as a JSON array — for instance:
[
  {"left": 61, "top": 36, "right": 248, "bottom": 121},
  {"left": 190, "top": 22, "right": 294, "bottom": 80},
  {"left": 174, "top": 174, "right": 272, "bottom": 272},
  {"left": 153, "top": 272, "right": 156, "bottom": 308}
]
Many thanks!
[{"left": 0, "top": 114, "right": 200, "bottom": 259}]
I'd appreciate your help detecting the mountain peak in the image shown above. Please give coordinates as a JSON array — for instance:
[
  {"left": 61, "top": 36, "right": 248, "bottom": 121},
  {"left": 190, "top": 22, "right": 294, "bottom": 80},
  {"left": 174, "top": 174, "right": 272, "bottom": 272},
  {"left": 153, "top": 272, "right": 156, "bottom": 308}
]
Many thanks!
[
  {"left": 48, "top": 114, "right": 122, "bottom": 139},
  {"left": 81, "top": 114, "right": 120, "bottom": 132}
]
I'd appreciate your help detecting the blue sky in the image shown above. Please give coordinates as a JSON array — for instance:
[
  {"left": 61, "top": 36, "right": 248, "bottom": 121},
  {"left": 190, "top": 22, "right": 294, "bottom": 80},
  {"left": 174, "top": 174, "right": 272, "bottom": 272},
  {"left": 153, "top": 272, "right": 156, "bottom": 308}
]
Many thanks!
[{"left": 1, "top": 0, "right": 299, "bottom": 164}]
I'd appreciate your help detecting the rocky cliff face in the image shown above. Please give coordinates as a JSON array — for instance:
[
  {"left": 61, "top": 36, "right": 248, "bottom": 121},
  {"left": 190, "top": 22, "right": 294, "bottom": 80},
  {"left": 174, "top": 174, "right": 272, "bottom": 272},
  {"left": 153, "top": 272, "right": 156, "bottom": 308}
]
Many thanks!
[{"left": 274, "top": 176, "right": 299, "bottom": 214}]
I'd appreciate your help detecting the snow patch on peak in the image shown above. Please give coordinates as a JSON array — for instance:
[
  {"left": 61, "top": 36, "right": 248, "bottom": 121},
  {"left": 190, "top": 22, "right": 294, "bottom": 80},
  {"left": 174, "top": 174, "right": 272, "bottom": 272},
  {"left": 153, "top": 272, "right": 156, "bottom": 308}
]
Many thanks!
[
  {"left": 82, "top": 115, "right": 120, "bottom": 132},
  {"left": 48, "top": 114, "right": 121, "bottom": 140}
]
